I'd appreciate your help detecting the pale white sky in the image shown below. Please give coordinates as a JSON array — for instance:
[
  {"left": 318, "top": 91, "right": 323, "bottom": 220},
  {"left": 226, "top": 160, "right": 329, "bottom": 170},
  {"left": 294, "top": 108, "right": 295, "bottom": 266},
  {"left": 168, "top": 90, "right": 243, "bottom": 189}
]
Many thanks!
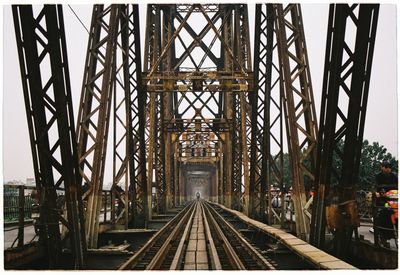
[{"left": 1, "top": 3, "right": 398, "bottom": 183}]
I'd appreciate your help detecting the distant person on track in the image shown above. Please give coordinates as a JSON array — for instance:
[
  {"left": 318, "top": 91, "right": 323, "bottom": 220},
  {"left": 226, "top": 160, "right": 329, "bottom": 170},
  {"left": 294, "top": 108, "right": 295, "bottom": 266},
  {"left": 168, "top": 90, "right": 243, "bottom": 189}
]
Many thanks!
[{"left": 196, "top": 191, "right": 200, "bottom": 200}]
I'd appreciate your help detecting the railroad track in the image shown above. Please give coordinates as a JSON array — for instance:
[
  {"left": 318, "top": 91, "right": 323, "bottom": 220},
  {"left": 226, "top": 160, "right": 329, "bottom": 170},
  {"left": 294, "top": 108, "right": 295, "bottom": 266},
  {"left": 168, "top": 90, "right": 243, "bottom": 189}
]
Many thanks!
[{"left": 119, "top": 200, "right": 275, "bottom": 270}]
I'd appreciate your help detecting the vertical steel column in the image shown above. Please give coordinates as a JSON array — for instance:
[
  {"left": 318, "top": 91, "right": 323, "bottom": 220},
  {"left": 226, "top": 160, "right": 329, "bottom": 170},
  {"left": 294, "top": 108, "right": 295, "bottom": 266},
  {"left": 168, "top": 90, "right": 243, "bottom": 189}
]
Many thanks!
[
  {"left": 252, "top": 4, "right": 285, "bottom": 223},
  {"left": 232, "top": 93, "right": 242, "bottom": 211},
  {"left": 114, "top": 5, "right": 148, "bottom": 228},
  {"left": 234, "top": 5, "right": 252, "bottom": 216},
  {"left": 161, "top": 5, "right": 175, "bottom": 210},
  {"left": 76, "top": 5, "right": 118, "bottom": 248},
  {"left": 174, "top": 141, "right": 180, "bottom": 206},
  {"left": 251, "top": 4, "right": 264, "bottom": 221},
  {"left": 218, "top": 150, "right": 224, "bottom": 204},
  {"left": 274, "top": 4, "right": 318, "bottom": 241},
  {"left": 13, "top": 5, "right": 85, "bottom": 267},
  {"left": 231, "top": 6, "right": 241, "bottom": 211},
  {"left": 113, "top": 5, "right": 130, "bottom": 229},
  {"left": 145, "top": 90, "right": 156, "bottom": 219},
  {"left": 155, "top": 93, "right": 166, "bottom": 213},
  {"left": 178, "top": 159, "right": 184, "bottom": 205},
  {"left": 144, "top": 5, "right": 161, "bottom": 219},
  {"left": 18, "top": 186, "right": 25, "bottom": 247},
  {"left": 310, "top": 4, "right": 380, "bottom": 258},
  {"left": 128, "top": 5, "right": 148, "bottom": 228},
  {"left": 221, "top": 4, "right": 234, "bottom": 209},
  {"left": 214, "top": 154, "right": 219, "bottom": 203}
]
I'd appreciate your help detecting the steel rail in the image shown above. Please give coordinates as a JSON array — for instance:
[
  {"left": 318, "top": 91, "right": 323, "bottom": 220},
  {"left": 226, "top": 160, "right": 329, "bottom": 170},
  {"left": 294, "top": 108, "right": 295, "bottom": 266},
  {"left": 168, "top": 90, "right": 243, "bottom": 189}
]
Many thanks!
[
  {"left": 118, "top": 201, "right": 195, "bottom": 270},
  {"left": 203, "top": 202, "right": 246, "bottom": 269},
  {"left": 145, "top": 203, "right": 196, "bottom": 270},
  {"left": 169, "top": 202, "right": 199, "bottom": 270},
  {"left": 200, "top": 201, "right": 222, "bottom": 270},
  {"left": 204, "top": 202, "right": 276, "bottom": 270}
]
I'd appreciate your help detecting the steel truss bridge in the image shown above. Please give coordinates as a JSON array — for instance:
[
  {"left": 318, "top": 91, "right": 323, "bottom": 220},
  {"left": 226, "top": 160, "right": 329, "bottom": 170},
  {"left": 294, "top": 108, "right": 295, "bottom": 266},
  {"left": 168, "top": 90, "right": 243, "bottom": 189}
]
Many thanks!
[{"left": 8, "top": 3, "right": 382, "bottom": 269}]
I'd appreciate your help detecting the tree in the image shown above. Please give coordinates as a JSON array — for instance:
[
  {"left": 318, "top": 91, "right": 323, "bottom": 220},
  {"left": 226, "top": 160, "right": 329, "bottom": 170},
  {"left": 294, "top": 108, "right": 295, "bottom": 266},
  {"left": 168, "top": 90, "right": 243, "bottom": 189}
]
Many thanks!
[{"left": 280, "top": 140, "right": 398, "bottom": 191}]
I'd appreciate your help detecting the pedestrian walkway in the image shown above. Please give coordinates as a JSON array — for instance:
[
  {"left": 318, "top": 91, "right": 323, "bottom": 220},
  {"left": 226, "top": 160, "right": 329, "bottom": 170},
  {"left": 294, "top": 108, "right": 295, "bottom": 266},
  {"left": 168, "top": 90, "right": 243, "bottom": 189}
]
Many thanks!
[{"left": 4, "top": 223, "right": 37, "bottom": 249}]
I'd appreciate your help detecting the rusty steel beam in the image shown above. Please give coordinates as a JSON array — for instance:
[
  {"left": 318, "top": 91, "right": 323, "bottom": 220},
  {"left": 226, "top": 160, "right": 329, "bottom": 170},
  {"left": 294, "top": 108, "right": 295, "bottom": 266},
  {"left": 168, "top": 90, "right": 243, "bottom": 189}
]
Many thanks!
[
  {"left": 230, "top": 12, "right": 242, "bottom": 209},
  {"left": 231, "top": 93, "right": 242, "bottom": 211},
  {"left": 112, "top": 5, "right": 130, "bottom": 229},
  {"left": 12, "top": 5, "right": 85, "bottom": 268},
  {"left": 76, "top": 5, "right": 119, "bottom": 248},
  {"left": 174, "top": 138, "right": 180, "bottom": 206},
  {"left": 77, "top": 4, "right": 147, "bottom": 246},
  {"left": 162, "top": 6, "right": 175, "bottom": 210},
  {"left": 235, "top": 5, "right": 252, "bottom": 216},
  {"left": 145, "top": 93, "right": 157, "bottom": 219},
  {"left": 221, "top": 4, "right": 234, "bottom": 209},
  {"left": 142, "top": 4, "right": 252, "bottom": 213},
  {"left": 143, "top": 5, "right": 165, "bottom": 216},
  {"left": 274, "top": 4, "right": 318, "bottom": 241},
  {"left": 112, "top": 5, "right": 148, "bottom": 228},
  {"left": 218, "top": 148, "right": 224, "bottom": 204},
  {"left": 310, "top": 4, "right": 380, "bottom": 258},
  {"left": 155, "top": 93, "right": 167, "bottom": 213},
  {"left": 252, "top": 4, "right": 285, "bottom": 224}
]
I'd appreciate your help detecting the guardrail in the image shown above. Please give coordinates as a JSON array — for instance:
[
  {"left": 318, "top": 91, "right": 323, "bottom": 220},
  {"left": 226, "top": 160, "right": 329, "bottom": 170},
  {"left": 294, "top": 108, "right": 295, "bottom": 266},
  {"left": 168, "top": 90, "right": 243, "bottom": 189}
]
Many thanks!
[
  {"left": 3, "top": 185, "right": 114, "bottom": 248},
  {"left": 4, "top": 185, "right": 35, "bottom": 223},
  {"left": 264, "top": 190, "right": 375, "bottom": 228},
  {"left": 3, "top": 185, "right": 37, "bottom": 247}
]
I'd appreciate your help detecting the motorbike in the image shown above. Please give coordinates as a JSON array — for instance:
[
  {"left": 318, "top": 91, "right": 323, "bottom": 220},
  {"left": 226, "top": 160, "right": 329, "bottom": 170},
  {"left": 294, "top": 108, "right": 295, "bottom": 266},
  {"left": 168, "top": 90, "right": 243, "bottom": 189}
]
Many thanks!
[
  {"left": 384, "top": 190, "right": 398, "bottom": 247},
  {"left": 375, "top": 189, "right": 398, "bottom": 248}
]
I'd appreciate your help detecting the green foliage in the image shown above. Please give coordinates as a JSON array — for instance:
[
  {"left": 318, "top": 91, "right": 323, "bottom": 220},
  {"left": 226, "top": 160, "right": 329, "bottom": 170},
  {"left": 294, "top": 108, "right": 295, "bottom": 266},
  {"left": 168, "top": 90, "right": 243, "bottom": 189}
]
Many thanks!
[{"left": 280, "top": 139, "right": 397, "bottom": 191}]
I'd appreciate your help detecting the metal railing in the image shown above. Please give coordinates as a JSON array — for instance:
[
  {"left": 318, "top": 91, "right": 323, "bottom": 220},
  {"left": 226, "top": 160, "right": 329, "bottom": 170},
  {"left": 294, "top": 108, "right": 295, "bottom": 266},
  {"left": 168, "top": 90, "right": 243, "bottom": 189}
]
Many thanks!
[
  {"left": 4, "top": 185, "right": 35, "bottom": 222},
  {"left": 265, "top": 190, "right": 376, "bottom": 232},
  {"left": 5, "top": 184, "right": 389, "bottom": 249},
  {"left": 3, "top": 185, "right": 36, "bottom": 247},
  {"left": 4, "top": 185, "right": 114, "bottom": 248}
]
